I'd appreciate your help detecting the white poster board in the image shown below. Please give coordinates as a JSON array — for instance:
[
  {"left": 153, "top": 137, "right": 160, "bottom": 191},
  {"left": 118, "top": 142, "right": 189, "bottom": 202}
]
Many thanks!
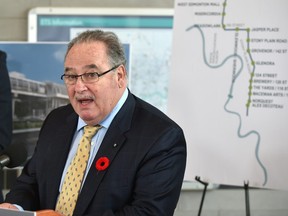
[{"left": 169, "top": 0, "right": 288, "bottom": 190}]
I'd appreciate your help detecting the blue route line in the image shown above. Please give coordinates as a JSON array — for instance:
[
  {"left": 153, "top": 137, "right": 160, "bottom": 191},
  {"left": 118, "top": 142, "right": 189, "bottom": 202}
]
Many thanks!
[{"left": 186, "top": 24, "right": 268, "bottom": 186}]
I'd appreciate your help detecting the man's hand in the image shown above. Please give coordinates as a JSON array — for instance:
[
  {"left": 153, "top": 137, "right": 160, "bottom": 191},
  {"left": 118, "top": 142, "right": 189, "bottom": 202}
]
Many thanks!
[{"left": 0, "top": 202, "right": 18, "bottom": 210}]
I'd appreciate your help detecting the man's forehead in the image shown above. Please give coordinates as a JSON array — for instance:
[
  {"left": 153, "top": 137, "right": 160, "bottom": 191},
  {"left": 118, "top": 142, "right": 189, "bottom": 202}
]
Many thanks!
[{"left": 66, "top": 43, "right": 107, "bottom": 61}]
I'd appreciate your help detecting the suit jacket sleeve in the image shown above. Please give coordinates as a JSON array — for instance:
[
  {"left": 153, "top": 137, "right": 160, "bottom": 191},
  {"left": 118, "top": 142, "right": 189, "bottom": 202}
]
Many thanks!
[
  {"left": 0, "top": 50, "right": 12, "bottom": 150},
  {"left": 113, "top": 126, "right": 186, "bottom": 216},
  {"left": 5, "top": 104, "right": 78, "bottom": 211}
]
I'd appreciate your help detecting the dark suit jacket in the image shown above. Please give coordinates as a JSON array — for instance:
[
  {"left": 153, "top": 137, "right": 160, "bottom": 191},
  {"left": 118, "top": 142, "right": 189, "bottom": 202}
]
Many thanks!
[
  {"left": 0, "top": 50, "right": 12, "bottom": 151},
  {"left": 5, "top": 91, "right": 187, "bottom": 216}
]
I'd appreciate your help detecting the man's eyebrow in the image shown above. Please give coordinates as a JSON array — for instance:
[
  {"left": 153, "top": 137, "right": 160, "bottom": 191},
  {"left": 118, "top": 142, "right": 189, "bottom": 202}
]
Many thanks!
[
  {"left": 64, "top": 67, "right": 74, "bottom": 73},
  {"left": 64, "top": 64, "right": 99, "bottom": 73},
  {"left": 83, "top": 64, "right": 99, "bottom": 70}
]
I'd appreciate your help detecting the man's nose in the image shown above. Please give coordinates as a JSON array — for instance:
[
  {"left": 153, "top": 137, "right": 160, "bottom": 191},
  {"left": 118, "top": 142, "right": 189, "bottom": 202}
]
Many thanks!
[{"left": 74, "top": 77, "right": 87, "bottom": 91}]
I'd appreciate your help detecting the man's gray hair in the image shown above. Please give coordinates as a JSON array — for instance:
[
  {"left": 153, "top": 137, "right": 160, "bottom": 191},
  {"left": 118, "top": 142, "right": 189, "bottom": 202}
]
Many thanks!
[{"left": 66, "top": 29, "right": 126, "bottom": 67}]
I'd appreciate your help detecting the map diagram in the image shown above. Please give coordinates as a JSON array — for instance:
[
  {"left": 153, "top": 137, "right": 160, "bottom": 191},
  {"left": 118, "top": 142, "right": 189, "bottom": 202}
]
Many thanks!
[{"left": 168, "top": 0, "right": 288, "bottom": 190}]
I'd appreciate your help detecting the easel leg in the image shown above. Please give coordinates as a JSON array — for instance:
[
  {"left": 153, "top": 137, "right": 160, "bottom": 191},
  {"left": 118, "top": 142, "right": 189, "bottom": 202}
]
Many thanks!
[
  {"left": 195, "top": 176, "right": 208, "bottom": 216},
  {"left": 244, "top": 181, "right": 250, "bottom": 216}
]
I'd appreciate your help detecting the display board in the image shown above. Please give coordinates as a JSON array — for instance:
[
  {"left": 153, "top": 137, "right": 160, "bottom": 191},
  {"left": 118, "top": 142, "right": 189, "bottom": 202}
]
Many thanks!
[
  {"left": 0, "top": 42, "right": 68, "bottom": 157},
  {"left": 169, "top": 0, "right": 288, "bottom": 190},
  {"left": 28, "top": 7, "right": 173, "bottom": 112}
]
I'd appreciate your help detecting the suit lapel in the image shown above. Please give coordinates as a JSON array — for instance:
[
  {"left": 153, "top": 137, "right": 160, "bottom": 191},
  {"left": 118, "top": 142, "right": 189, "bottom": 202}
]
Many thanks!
[{"left": 46, "top": 106, "right": 78, "bottom": 208}]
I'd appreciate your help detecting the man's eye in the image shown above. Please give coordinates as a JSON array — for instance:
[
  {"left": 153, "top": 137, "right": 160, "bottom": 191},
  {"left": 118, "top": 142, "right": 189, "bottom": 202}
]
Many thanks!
[
  {"left": 85, "top": 73, "right": 98, "bottom": 78},
  {"left": 66, "top": 75, "right": 77, "bottom": 79}
]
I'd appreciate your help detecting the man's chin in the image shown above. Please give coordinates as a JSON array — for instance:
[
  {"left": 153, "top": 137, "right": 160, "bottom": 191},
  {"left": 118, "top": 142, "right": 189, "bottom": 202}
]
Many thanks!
[{"left": 79, "top": 112, "right": 100, "bottom": 124}]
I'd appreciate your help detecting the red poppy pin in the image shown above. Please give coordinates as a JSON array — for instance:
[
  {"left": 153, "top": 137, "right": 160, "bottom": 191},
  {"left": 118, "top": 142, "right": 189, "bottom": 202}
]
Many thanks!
[{"left": 96, "top": 157, "right": 110, "bottom": 171}]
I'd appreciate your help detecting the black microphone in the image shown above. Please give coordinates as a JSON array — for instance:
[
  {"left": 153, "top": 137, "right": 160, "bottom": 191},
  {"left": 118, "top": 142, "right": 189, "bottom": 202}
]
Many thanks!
[{"left": 0, "top": 144, "right": 27, "bottom": 169}]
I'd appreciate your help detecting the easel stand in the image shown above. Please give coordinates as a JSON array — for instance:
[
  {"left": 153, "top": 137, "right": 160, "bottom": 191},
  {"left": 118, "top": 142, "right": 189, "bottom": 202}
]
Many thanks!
[
  {"left": 244, "top": 181, "right": 251, "bottom": 216},
  {"left": 195, "top": 177, "right": 251, "bottom": 216},
  {"left": 195, "top": 176, "right": 208, "bottom": 216}
]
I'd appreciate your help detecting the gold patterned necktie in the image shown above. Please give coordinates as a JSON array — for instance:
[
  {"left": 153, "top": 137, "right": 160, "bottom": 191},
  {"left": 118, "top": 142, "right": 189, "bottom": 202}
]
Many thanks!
[{"left": 56, "top": 125, "right": 102, "bottom": 216}]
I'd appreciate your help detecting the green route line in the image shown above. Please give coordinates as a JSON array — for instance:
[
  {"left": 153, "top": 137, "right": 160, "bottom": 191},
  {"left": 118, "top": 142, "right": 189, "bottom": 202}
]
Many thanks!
[
  {"left": 222, "top": 0, "right": 256, "bottom": 116},
  {"left": 221, "top": 0, "right": 267, "bottom": 186},
  {"left": 185, "top": 24, "right": 267, "bottom": 186}
]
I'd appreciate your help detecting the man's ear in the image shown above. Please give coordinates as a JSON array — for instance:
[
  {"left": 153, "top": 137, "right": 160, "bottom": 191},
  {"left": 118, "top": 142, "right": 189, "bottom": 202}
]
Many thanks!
[{"left": 117, "top": 65, "right": 127, "bottom": 88}]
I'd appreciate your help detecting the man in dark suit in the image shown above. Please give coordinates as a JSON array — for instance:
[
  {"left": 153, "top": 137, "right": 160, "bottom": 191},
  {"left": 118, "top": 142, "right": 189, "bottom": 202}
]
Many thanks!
[
  {"left": 0, "top": 30, "right": 186, "bottom": 216},
  {"left": 0, "top": 50, "right": 12, "bottom": 203}
]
